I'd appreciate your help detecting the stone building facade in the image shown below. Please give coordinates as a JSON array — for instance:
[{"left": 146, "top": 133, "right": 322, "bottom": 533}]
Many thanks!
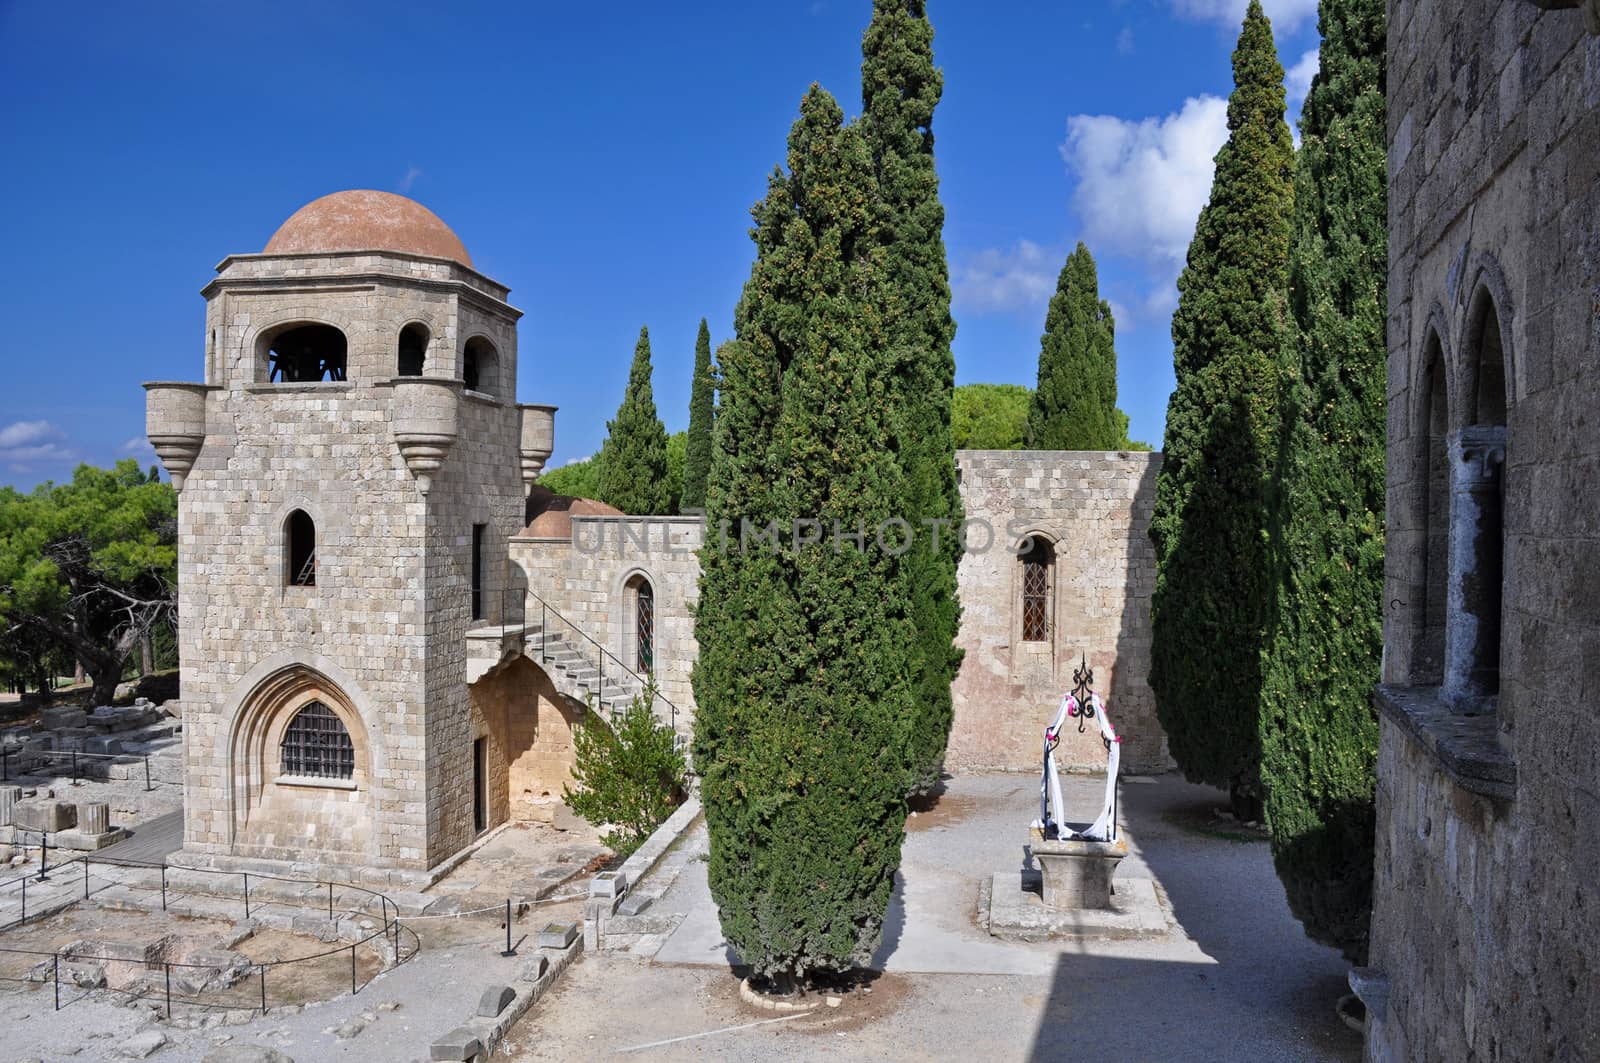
[
  {"left": 148, "top": 191, "right": 563, "bottom": 881},
  {"left": 1361, "top": 3, "right": 1600, "bottom": 1060},
  {"left": 947, "top": 451, "right": 1167, "bottom": 774},
  {"left": 148, "top": 190, "right": 1169, "bottom": 882}
]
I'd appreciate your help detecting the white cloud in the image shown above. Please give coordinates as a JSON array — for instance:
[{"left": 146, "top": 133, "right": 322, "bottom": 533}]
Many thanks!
[
  {"left": 0, "top": 420, "right": 70, "bottom": 469},
  {"left": 1062, "top": 95, "right": 1229, "bottom": 274},
  {"left": 120, "top": 437, "right": 150, "bottom": 454},
  {"left": 1285, "top": 46, "right": 1319, "bottom": 126},
  {"left": 950, "top": 240, "right": 1059, "bottom": 315},
  {"left": 1116, "top": 27, "right": 1135, "bottom": 55},
  {"left": 398, "top": 165, "right": 423, "bottom": 193},
  {"left": 1171, "top": 0, "right": 1319, "bottom": 32}
]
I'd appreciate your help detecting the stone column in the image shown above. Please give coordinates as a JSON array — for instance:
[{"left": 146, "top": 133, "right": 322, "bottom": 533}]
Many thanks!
[
  {"left": 77, "top": 802, "right": 110, "bottom": 836},
  {"left": 1443, "top": 426, "right": 1506, "bottom": 711},
  {"left": 0, "top": 786, "right": 22, "bottom": 826}
]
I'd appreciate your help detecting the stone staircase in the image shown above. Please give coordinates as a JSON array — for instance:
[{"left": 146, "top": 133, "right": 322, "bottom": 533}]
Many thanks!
[{"left": 465, "top": 606, "right": 678, "bottom": 732}]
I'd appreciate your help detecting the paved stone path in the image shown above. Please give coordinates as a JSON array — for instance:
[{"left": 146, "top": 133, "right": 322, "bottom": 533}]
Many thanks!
[
  {"left": 98, "top": 809, "right": 184, "bottom": 864},
  {"left": 510, "top": 773, "right": 1363, "bottom": 1062}
]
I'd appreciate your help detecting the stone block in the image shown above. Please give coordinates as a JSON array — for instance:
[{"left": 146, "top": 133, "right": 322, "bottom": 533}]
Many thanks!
[
  {"left": 12, "top": 799, "right": 76, "bottom": 833},
  {"left": 38, "top": 707, "right": 87, "bottom": 730},
  {"left": 537, "top": 922, "right": 578, "bottom": 949},
  {"left": 589, "top": 870, "right": 627, "bottom": 899},
  {"left": 517, "top": 954, "right": 548, "bottom": 982},
  {"left": 617, "top": 893, "right": 653, "bottom": 917},
  {"left": 1032, "top": 837, "right": 1129, "bottom": 910},
  {"left": 83, "top": 736, "right": 123, "bottom": 756},
  {"left": 430, "top": 1027, "right": 483, "bottom": 1061},
  {"left": 476, "top": 984, "right": 516, "bottom": 1017}
]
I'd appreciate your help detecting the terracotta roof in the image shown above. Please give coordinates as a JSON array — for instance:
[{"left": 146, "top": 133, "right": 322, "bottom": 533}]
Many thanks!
[
  {"left": 520, "top": 495, "right": 624, "bottom": 539},
  {"left": 264, "top": 190, "right": 472, "bottom": 267}
]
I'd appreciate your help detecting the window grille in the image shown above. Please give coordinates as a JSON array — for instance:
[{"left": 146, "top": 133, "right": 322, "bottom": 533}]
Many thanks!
[
  {"left": 636, "top": 580, "right": 655, "bottom": 674},
  {"left": 280, "top": 701, "right": 354, "bottom": 779},
  {"left": 1021, "top": 539, "right": 1052, "bottom": 643}
]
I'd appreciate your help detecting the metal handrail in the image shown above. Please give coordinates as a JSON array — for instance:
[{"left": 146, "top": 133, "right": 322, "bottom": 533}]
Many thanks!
[{"left": 523, "top": 589, "right": 681, "bottom": 733}]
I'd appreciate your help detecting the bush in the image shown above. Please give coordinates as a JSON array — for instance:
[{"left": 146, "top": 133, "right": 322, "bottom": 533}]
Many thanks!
[{"left": 562, "top": 686, "right": 689, "bottom": 857}]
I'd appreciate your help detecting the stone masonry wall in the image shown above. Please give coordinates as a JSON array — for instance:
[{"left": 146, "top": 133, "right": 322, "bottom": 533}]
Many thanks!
[
  {"left": 948, "top": 451, "right": 1167, "bottom": 774},
  {"left": 511, "top": 516, "right": 703, "bottom": 737},
  {"left": 1370, "top": 4, "right": 1600, "bottom": 1061},
  {"left": 173, "top": 248, "right": 526, "bottom": 875}
]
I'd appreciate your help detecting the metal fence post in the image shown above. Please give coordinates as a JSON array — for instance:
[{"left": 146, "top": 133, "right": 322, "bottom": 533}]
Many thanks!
[
  {"left": 20, "top": 875, "right": 26, "bottom": 923},
  {"left": 82, "top": 858, "right": 89, "bottom": 899},
  {"left": 259, "top": 964, "right": 267, "bottom": 1015},
  {"left": 36, "top": 833, "right": 47, "bottom": 882},
  {"left": 160, "top": 865, "right": 167, "bottom": 911},
  {"left": 144, "top": 755, "right": 152, "bottom": 792},
  {"left": 53, "top": 952, "right": 59, "bottom": 1011},
  {"left": 243, "top": 872, "right": 250, "bottom": 919},
  {"left": 350, "top": 944, "right": 357, "bottom": 995},
  {"left": 501, "top": 897, "right": 515, "bottom": 957},
  {"left": 164, "top": 962, "right": 172, "bottom": 1018},
  {"left": 328, "top": 882, "right": 334, "bottom": 921},
  {"left": 70, "top": 751, "right": 78, "bottom": 786},
  {"left": 2, "top": 746, "right": 9, "bottom": 781}
]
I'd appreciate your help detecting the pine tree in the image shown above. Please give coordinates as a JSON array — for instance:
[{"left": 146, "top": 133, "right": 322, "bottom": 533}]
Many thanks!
[
  {"left": 1026, "top": 242, "right": 1120, "bottom": 450},
  {"left": 1258, "top": 0, "right": 1386, "bottom": 962},
  {"left": 596, "top": 326, "right": 672, "bottom": 515},
  {"left": 693, "top": 86, "right": 916, "bottom": 989},
  {"left": 861, "top": 0, "right": 963, "bottom": 796},
  {"left": 680, "top": 319, "right": 716, "bottom": 513},
  {"left": 1148, "top": 0, "right": 1294, "bottom": 813}
]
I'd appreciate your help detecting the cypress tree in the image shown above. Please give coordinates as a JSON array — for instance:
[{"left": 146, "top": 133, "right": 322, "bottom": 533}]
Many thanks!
[
  {"left": 680, "top": 319, "right": 716, "bottom": 513},
  {"left": 1258, "top": 0, "right": 1386, "bottom": 962},
  {"left": 1026, "top": 242, "right": 1120, "bottom": 450},
  {"left": 596, "top": 326, "right": 673, "bottom": 515},
  {"left": 1148, "top": 0, "right": 1294, "bottom": 813},
  {"left": 693, "top": 86, "right": 915, "bottom": 989},
  {"left": 861, "top": 0, "right": 964, "bottom": 796}
]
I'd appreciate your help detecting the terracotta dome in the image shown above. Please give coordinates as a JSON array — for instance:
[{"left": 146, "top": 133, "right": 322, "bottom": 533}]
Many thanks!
[
  {"left": 521, "top": 496, "right": 624, "bottom": 539},
  {"left": 264, "top": 190, "right": 472, "bottom": 266}
]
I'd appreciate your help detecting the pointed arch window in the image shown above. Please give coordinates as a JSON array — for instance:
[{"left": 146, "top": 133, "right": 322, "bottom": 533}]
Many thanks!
[{"left": 280, "top": 701, "right": 354, "bottom": 780}]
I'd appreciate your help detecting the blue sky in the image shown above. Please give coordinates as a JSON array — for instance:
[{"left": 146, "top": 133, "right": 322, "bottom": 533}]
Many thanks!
[{"left": 0, "top": 0, "right": 1321, "bottom": 486}]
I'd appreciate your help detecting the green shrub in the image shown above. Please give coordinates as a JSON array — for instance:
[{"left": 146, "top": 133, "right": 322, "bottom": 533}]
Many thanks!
[{"left": 562, "top": 686, "right": 688, "bottom": 857}]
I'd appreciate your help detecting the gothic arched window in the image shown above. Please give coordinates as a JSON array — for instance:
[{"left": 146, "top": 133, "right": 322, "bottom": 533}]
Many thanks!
[
  {"left": 280, "top": 701, "right": 354, "bottom": 780},
  {"left": 1020, "top": 536, "right": 1053, "bottom": 643}
]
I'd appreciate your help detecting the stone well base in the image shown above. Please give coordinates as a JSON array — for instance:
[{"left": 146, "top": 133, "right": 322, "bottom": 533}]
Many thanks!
[
  {"left": 1032, "top": 836, "right": 1128, "bottom": 909},
  {"left": 984, "top": 871, "right": 1169, "bottom": 942}
]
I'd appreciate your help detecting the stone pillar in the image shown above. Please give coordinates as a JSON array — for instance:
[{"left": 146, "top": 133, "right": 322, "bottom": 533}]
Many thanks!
[
  {"left": 0, "top": 786, "right": 22, "bottom": 826},
  {"left": 77, "top": 802, "right": 110, "bottom": 836},
  {"left": 1443, "top": 426, "right": 1506, "bottom": 711}
]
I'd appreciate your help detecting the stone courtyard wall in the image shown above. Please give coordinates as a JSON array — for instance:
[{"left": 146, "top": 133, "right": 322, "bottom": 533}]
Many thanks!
[
  {"left": 1369, "top": 4, "right": 1600, "bottom": 1061},
  {"left": 947, "top": 451, "right": 1167, "bottom": 774},
  {"left": 511, "top": 516, "right": 702, "bottom": 735}
]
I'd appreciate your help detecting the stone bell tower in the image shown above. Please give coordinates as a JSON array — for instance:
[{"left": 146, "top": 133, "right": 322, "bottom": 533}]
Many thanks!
[{"left": 146, "top": 190, "right": 555, "bottom": 879}]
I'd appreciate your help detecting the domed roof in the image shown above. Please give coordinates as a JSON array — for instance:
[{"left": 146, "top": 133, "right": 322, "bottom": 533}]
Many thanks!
[
  {"left": 521, "top": 496, "right": 624, "bottom": 539},
  {"left": 264, "top": 190, "right": 472, "bottom": 266}
]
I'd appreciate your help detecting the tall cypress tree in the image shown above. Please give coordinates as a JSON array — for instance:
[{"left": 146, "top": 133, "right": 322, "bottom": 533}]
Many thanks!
[
  {"left": 1148, "top": 0, "right": 1294, "bottom": 813},
  {"left": 693, "top": 86, "right": 915, "bottom": 988},
  {"left": 680, "top": 319, "right": 716, "bottom": 513},
  {"left": 596, "top": 326, "right": 673, "bottom": 515},
  {"left": 861, "top": 0, "right": 963, "bottom": 796},
  {"left": 1258, "top": 0, "right": 1386, "bottom": 962},
  {"left": 1026, "top": 242, "right": 1120, "bottom": 450}
]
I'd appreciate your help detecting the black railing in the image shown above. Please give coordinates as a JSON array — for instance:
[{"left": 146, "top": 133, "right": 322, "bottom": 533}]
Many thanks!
[{"left": 1, "top": 748, "right": 157, "bottom": 790}]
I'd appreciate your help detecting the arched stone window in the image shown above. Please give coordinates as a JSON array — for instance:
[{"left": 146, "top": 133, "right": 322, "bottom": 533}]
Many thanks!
[
  {"left": 628, "top": 574, "right": 655, "bottom": 674},
  {"left": 463, "top": 336, "right": 499, "bottom": 395},
  {"left": 1019, "top": 535, "right": 1053, "bottom": 643},
  {"left": 398, "top": 322, "right": 429, "bottom": 377},
  {"left": 280, "top": 700, "right": 355, "bottom": 780},
  {"left": 267, "top": 324, "right": 347, "bottom": 383},
  {"left": 1417, "top": 334, "right": 1450, "bottom": 684},
  {"left": 286, "top": 509, "right": 317, "bottom": 587},
  {"left": 1444, "top": 290, "right": 1508, "bottom": 709}
]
